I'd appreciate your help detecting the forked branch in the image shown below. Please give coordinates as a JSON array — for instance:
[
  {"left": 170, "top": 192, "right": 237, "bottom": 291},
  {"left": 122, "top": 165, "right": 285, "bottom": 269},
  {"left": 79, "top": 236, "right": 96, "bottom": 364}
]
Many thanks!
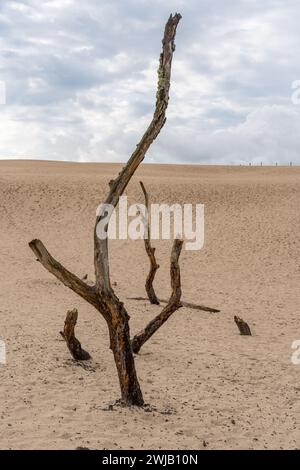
[
  {"left": 29, "top": 13, "right": 182, "bottom": 407},
  {"left": 140, "top": 181, "right": 160, "bottom": 305},
  {"left": 132, "top": 238, "right": 183, "bottom": 354}
]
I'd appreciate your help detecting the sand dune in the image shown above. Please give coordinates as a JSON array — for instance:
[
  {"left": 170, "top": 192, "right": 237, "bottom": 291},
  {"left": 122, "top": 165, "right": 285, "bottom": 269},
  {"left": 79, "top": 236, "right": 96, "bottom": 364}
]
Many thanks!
[{"left": 0, "top": 160, "right": 300, "bottom": 449}]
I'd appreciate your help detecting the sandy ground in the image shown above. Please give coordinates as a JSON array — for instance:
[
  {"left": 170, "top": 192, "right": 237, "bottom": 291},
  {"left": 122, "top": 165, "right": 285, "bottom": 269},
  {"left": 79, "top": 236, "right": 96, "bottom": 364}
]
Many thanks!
[{"left": 0, "top": 160, "right": 300, "bottom": 450}]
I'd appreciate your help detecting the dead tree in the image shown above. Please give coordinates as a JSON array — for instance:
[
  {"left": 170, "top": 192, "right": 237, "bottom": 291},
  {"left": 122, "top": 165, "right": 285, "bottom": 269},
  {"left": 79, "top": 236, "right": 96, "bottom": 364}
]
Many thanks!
[
  {"left": 234, "top": 316, "right": 252, "bottom": 336},
  {"left": 60, "top": 308, "right": 91, "bottom": 360},
  {"left": 140, "top": 181, "right": 160, "bottom": 305},
  {"left": 29, "top": 13, "right": 182, "bottom": 407},
  {"left": 132, "top": 238, "right": 183, "bottom": 354}
]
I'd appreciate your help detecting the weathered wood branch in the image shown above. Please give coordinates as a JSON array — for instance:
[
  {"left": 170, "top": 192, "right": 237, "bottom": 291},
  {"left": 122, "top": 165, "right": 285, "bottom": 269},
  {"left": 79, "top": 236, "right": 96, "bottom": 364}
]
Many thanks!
[
  {"left": 179, "top": 300, "right": 220, "bottom": 313},
  {"left": 60, "top": 308, "right": 91, "bottom": 360},
  {"left": 29, "top": 239, "right": 100, "bottom": 310},
  {"left": 234, "top": 315, "right": 252, "bottom": 336},
  {"left": 91, "top": 13, "right": 181, "bottom": 405},
  {"left": 128, "top": 296, "right": 220, "bottom": 313},
  {"left": 132, "top": 239, "right": 183, "bottom": 354},
  {"left": 140, "top": 181, "right": 160, "bottom": 305},
  {"left": 28, "top": 13, "right": 182, "bottom": 407},
  {"left": 94, "top": 13, "right": 182, "bottom": 293}
]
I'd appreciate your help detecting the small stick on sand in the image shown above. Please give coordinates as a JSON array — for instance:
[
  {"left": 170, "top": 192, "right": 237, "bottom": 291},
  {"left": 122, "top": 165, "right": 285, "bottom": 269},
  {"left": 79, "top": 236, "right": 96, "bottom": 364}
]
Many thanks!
[
  {"left": 234, "top": 315, "right": 252, "bottom": 336},
  {"left": 128, "top": 297, "right": 220, "bottom": 313}
]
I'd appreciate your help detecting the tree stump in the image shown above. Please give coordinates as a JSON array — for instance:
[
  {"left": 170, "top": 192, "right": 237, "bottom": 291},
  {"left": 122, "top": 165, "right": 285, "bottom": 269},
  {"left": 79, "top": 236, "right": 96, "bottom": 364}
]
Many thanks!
[
  {"left": 234, "top": 315, "right": 252, "bottom": 336},
  {"left": 60, "top": 308, "right": 91, "bottom": 360}
]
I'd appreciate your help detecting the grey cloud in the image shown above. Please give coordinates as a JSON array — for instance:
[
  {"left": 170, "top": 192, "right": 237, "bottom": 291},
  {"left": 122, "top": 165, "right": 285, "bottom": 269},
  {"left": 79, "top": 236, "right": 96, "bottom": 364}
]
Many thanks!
[{"left": 0, "top": 0, "right": 299, "bottom": 164}]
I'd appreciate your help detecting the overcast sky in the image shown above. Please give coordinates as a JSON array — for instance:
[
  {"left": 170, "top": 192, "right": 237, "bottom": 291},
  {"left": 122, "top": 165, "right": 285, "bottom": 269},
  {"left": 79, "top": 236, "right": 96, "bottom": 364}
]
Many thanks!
[{"left": 0, "top": 0, "right": 300, "bottom": 164}]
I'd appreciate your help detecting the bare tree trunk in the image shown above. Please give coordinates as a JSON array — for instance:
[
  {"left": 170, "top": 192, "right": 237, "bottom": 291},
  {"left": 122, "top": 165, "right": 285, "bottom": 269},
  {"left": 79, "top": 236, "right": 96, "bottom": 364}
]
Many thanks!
[
  {"left": 108, "top": 313, "right": 144, "bottom": 406},
  {"left": 60, "top": 308, "right": 91, "bottom": 360},
  {"left": 140, "top": 181, "right": 160, "bottom": 304},
  {"left": 132, "top": 239, "right": 183, "bottom": 354},
  {"left": 29, "top": 13, "right": 182, "bottom": 407},
  {"left": 234, "top": 316, "right": 252, "bottom": 336},
  {"left": 96, "top": 292, "right": 144, "bottom": 406}
]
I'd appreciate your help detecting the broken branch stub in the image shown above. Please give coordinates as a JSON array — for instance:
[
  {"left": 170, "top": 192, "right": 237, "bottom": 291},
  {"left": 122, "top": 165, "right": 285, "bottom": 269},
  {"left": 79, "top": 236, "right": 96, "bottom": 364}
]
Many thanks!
[
  {"left": 234, "top": 316, "right": 252, "bottom": 336},
  {"left": 60, "top": 308, "right": 91, "bottom": 361}
]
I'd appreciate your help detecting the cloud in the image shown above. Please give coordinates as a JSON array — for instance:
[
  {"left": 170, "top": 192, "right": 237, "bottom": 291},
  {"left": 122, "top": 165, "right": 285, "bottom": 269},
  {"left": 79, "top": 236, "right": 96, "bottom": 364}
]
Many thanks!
[
  {"left": 0, "top": 0, "right": 300, "bottom": 164},
  {"left": 156, "top": 105, "right": 300, "bottom": 165}
]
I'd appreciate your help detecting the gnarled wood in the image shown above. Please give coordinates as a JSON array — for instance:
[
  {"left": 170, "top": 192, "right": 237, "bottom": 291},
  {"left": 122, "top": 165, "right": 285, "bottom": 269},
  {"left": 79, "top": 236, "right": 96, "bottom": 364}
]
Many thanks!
[
  {"left": 132, "top": 239, "right": 183, "bottom": 354},
  {"left": 92, "top": 13, "right": 181, "bottom": 405},
  {"left": 29, "top": 13, "right": 182, "bottom": 407},
  {"left": 140, "top": 181, "right": 160, "bottom": 305},
  {"left": 60, "top": 308, "right": 91, "bottom": 360},
  {"left": 234, "top": 316, "right": 252, "bottom": 336}
]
